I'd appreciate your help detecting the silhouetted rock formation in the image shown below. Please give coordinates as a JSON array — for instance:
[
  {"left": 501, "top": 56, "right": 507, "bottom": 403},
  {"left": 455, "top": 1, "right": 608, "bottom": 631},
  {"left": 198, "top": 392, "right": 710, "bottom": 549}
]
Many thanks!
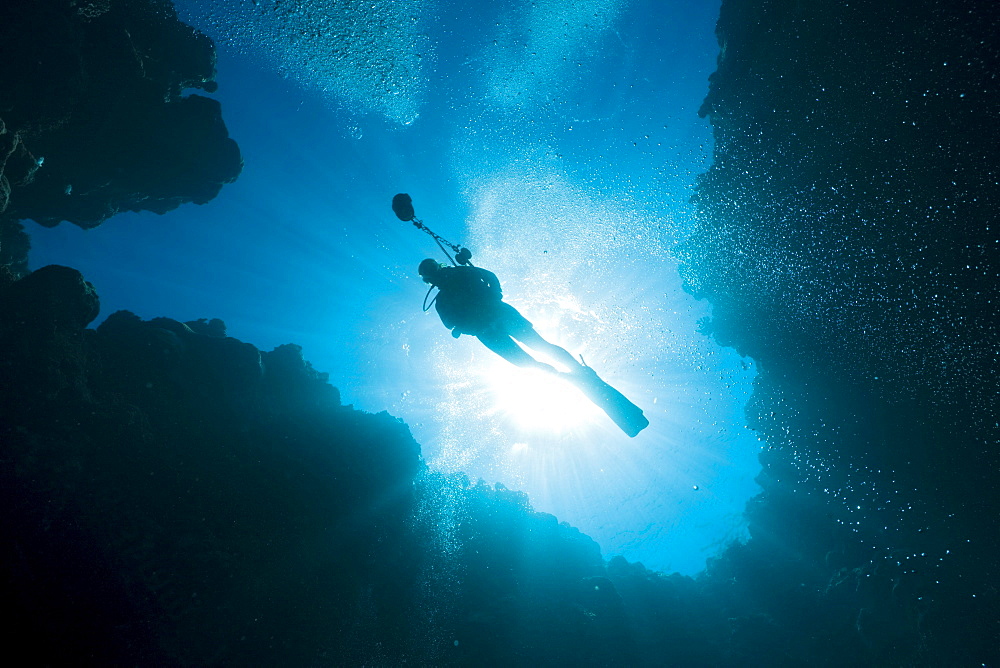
[
  {"left": 678, "top": 0, "right": 999, "bottom": 664},
  {"left": 0, "top": 0, "right": 242, "bottom": 273}
]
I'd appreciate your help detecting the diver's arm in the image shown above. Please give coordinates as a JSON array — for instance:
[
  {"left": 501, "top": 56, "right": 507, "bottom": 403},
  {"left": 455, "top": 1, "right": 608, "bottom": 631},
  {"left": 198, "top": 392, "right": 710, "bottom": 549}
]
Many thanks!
[
  {"left": 478, "top": 268, "right": 503, "bottom": 300},
  {"left": 439, "top": 313, "right": 464, "bottom": 338},
  {"left": 436, "top": 302, "right": 458, "bottom": 331},
  {"left": 433, "top": 284, "right": 464, "bottom": 337}
]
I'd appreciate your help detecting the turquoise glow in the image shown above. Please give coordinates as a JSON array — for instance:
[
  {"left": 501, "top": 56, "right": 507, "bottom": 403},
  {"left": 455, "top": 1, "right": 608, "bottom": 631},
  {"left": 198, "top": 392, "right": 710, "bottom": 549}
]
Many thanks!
[{"left": 28, "top": 0, "right": 760, "bottom": 574}]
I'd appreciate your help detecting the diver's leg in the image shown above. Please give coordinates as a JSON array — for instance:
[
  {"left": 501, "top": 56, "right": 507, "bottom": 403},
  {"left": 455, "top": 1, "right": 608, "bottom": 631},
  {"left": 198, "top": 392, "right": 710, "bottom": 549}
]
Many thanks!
[
  {"left": 494, "top": 302, "right": 583, "bottom": 372},
  {"left": 512, "top": 327, "right": 584, "bottom": 373},
  {"left": 477, "top": 333, "right": 557, "bottom": 373}
]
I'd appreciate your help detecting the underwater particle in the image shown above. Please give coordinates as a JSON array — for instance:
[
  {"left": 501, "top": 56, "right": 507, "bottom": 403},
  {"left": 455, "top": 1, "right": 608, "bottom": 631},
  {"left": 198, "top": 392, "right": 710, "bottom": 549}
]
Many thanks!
[
  {"left": 176, "top": 0, "right": 429, "bottom": 125},
  {"left": 692, "top": 485, "right": 699, "bottom": 491}
]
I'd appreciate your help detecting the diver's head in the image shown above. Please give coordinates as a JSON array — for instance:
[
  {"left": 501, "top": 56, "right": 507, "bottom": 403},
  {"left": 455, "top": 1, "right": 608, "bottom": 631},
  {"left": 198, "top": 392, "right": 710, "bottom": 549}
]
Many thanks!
[{"left": 419, "top": 258, "right": 443, "bottom": 284}]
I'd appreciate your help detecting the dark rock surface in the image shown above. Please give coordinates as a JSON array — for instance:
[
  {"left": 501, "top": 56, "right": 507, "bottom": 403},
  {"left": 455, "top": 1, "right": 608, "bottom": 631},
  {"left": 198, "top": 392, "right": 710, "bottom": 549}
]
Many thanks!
[
  {"left": 677, "top": 0, "right": 999, "bottom": 664},
  {"left": 0, "top": 0, "right": 242, "bottom": 273}
]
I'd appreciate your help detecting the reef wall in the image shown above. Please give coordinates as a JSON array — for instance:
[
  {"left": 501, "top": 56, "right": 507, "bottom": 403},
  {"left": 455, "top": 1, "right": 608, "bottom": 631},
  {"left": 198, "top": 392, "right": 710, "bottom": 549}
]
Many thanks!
[
  {"left": 678, "top": 0, "right": 999, "bottom": 663},
  {"left": 0, "top": 0, "right": 243, "bottom": 274},
  {"left": 0, "top": 267, "right": 419, "bottom": 664}
]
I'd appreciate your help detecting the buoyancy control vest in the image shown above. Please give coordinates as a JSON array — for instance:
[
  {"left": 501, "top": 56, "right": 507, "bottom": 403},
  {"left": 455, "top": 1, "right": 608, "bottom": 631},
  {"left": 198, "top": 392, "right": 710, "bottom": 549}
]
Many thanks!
[{"left": 433, "top": 266, "right": 503, "bottom": 335}]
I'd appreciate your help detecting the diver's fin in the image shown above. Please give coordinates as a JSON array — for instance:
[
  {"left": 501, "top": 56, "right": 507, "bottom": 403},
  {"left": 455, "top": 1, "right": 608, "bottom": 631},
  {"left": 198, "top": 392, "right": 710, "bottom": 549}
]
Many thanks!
[{"left": 568, "top": 365, "right": 649, "bottom": 437}]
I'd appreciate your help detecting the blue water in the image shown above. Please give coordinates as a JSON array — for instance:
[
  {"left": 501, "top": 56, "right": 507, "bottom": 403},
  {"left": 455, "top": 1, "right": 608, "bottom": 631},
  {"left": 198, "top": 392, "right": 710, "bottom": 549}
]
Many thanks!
[{"left": 28, "top": 0, "right": 760, "bottom": 574}]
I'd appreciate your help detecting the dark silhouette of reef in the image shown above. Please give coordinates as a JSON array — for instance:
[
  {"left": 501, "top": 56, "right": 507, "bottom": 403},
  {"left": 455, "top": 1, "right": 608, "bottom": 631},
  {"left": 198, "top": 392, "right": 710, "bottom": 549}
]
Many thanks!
[
  {"left": 0, "top": 0, "right": 243, "bottom": 274},
  {"left": 678, "top": 0, "right": 999, "bottom": 664}
]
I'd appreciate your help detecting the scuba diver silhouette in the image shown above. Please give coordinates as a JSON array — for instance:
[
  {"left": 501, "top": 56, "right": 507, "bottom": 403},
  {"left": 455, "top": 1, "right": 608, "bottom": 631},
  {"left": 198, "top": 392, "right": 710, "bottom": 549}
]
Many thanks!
[
  {"left": 418, "top": 258, "right": 585, "bottom": 375},
  {"left": 394, "top": 192, "right": 648, "bottom": 435}
]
